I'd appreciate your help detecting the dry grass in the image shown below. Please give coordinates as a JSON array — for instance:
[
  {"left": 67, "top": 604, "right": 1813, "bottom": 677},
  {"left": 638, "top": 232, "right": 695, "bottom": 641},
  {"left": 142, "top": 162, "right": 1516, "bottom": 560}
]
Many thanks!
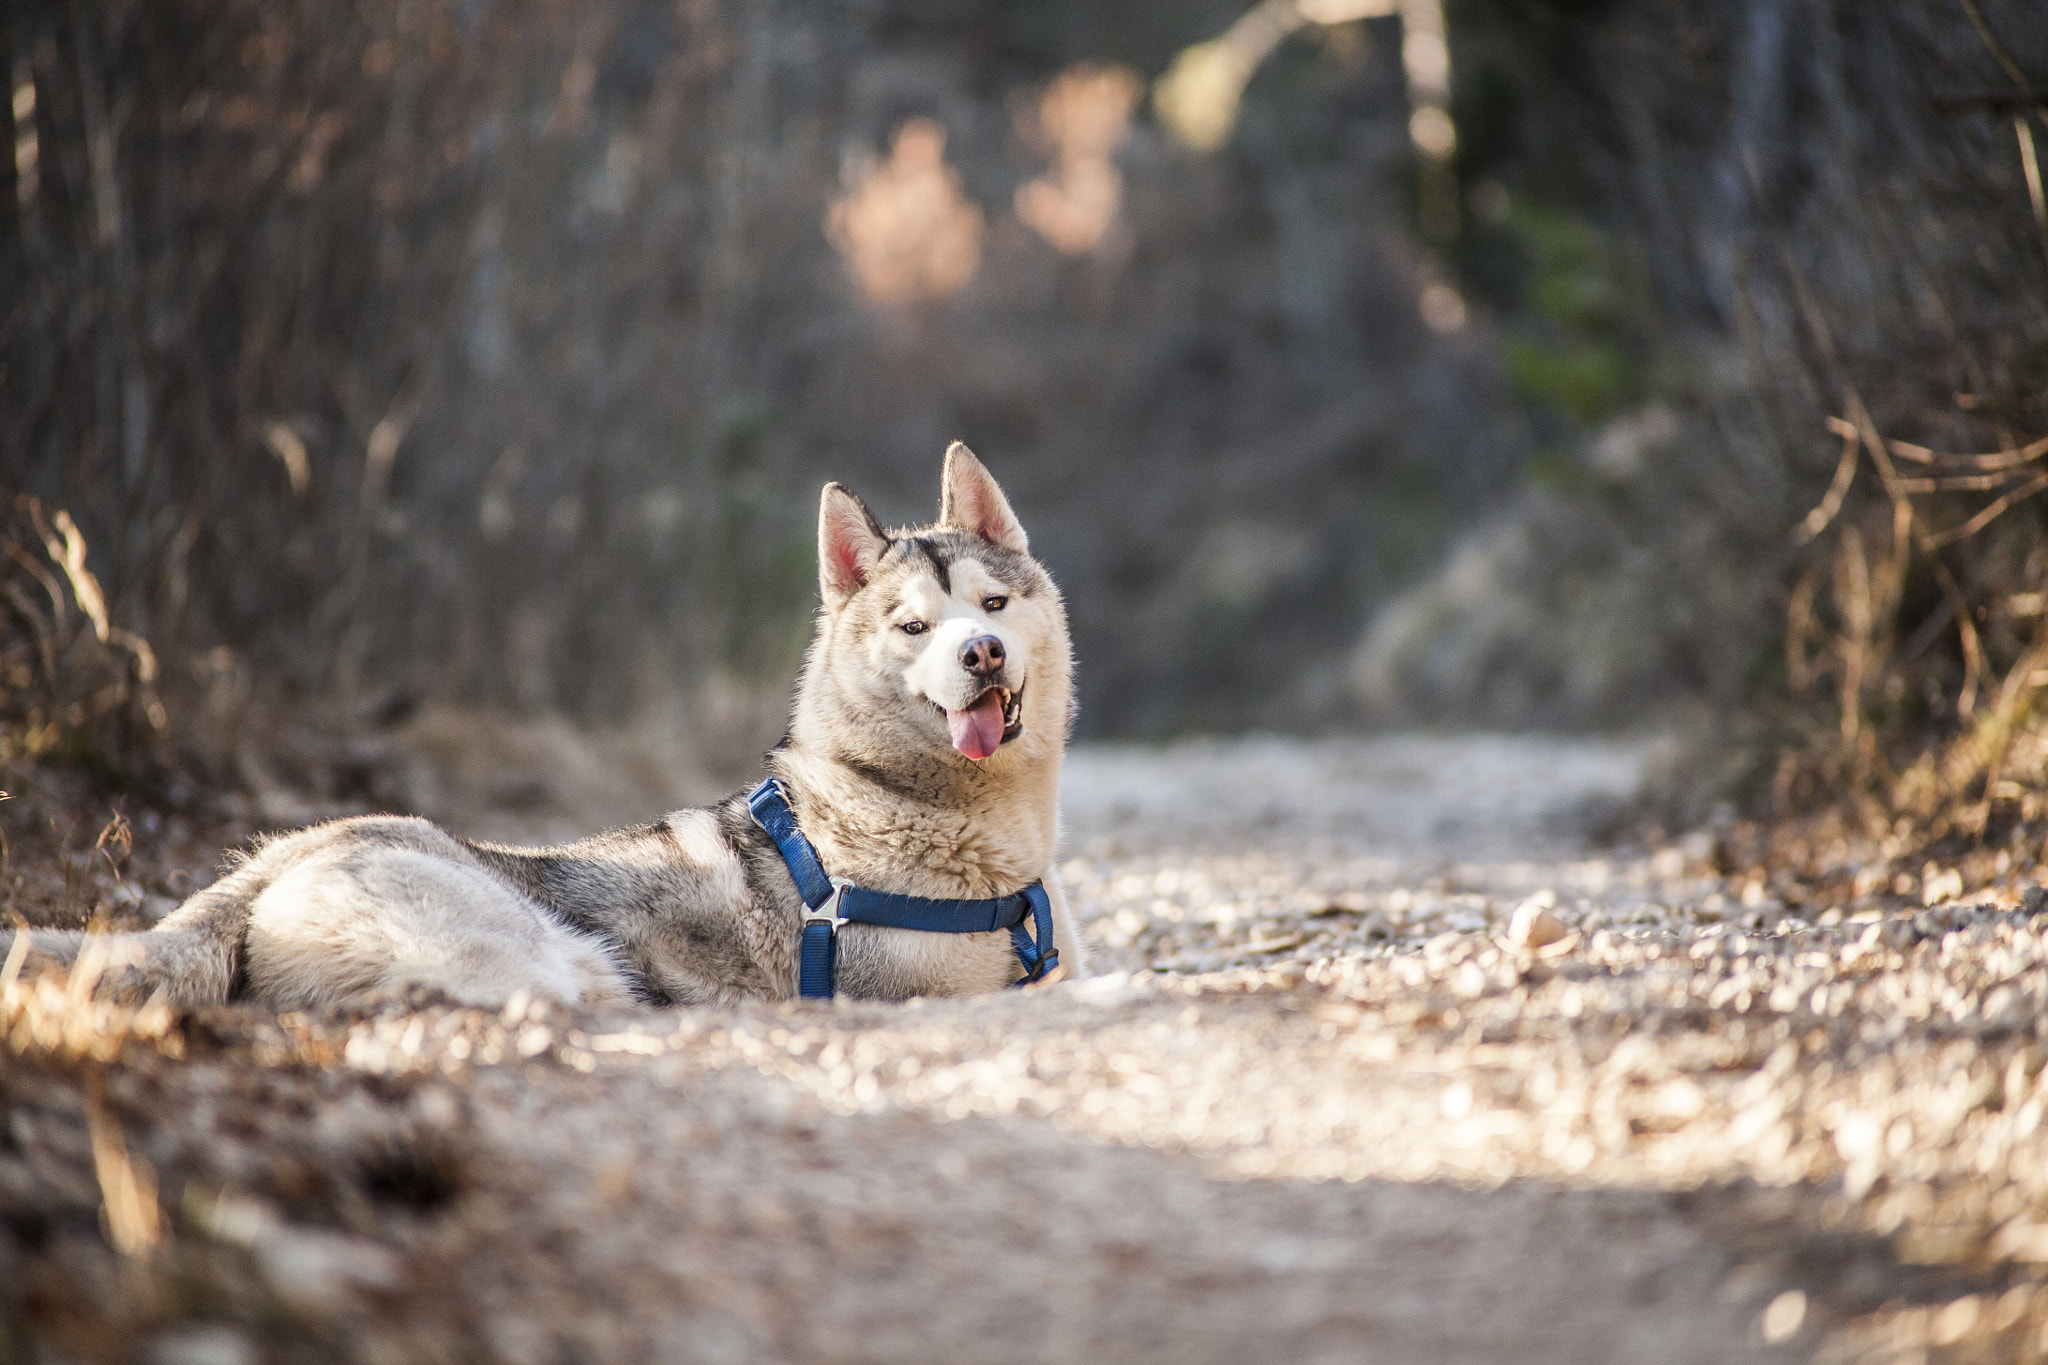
[
  {"left": 0, "top": 497, "right": 165, "bottom": 782},
  {"left": 1, "top": 932, "right": 182, "bottom": 1066}
]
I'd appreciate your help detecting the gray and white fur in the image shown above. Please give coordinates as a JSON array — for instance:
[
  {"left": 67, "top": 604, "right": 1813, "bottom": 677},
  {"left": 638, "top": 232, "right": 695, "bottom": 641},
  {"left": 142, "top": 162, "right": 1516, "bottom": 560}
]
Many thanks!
[{"left": 21, "top": 445, "right": 1086, "bottom": 1010}]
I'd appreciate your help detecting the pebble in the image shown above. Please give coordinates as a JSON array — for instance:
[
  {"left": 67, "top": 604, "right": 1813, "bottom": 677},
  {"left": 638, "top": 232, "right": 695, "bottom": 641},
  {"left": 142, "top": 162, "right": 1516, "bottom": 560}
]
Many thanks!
[
  {"left": 1761, "top": 1290, "right": 1807, "bottom": 1344},
  {"left": 1508, "top": 901, "right": 1570, "bottom": 951}
]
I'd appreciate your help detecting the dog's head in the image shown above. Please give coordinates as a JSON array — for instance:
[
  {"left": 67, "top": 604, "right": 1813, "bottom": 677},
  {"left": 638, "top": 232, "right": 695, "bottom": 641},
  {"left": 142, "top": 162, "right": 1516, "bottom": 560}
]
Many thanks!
[{"left": 803, "top": 443, "right": 1071, "bottom": 767}]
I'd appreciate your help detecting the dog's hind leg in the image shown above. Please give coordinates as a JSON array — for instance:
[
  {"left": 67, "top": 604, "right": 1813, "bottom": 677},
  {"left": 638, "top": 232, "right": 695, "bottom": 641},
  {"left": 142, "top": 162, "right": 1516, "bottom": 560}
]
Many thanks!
[
  {"left": 243, "top": 845, "right": 631, "bottom": 1011},
  {"left": 9, "top": 848, "right": 283, "bottom": 1007}
]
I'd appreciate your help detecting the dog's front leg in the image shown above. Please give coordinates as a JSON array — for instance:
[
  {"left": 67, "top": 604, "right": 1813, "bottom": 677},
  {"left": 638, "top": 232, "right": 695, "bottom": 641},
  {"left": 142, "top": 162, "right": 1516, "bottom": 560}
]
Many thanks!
[{"left": 1040, "top": 865, "right": 1088, "bottom": 983}]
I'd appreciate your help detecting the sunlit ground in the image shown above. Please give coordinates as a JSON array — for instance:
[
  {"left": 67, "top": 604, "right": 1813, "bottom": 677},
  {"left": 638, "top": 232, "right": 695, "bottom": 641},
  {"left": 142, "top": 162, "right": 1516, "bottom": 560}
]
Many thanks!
[{"left": 5, "top": 734, "right": 2046, "bottom": 1362}]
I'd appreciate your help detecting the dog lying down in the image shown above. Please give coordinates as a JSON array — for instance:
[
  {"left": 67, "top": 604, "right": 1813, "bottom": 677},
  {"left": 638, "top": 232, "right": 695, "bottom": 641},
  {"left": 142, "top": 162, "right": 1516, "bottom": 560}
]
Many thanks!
[{"left": 22, "top": 444, "right": 1086, "bottom": 1010}]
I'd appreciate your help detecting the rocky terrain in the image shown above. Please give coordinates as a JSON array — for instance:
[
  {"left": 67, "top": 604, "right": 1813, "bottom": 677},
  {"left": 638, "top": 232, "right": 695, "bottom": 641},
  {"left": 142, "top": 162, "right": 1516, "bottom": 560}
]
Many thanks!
[{"left": 4, "top": 734, "right": 2047, "bottom": 1363}]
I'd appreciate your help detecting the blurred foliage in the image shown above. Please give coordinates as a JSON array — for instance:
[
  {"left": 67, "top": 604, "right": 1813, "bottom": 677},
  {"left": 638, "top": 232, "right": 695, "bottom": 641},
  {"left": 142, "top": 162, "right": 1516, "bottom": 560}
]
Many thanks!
[
  {"left": 1434, "top": 0, "right": 2048, "bottom": 831},
  {"left": 1498, "top": 206, "right": 1650, "bottom": 429},
  {"left": 4, "top": 0, "right": 2043, "bottom": 825},
  {"left": 0, "top": 497, "right": 171, "bottom": 799},
  {"left": 1, "top": 0, "right": 1520, "bottom": 751}
]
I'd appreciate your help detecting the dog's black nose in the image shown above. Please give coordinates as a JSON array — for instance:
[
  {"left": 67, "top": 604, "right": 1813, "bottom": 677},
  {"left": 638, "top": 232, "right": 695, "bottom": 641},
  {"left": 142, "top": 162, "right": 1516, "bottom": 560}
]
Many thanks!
[{"left": 960, "top": 634, "right": 1005, "bottom": 675}]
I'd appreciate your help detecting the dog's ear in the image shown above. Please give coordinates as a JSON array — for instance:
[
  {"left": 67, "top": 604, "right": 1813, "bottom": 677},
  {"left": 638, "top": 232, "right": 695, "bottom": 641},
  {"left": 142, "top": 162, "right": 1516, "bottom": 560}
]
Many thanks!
[
  {"left": 818, "top": 482, "right": 888, "bottom": 608},
  {"left": 939, "top": 442, "right": 1028, "bottom": 554}
]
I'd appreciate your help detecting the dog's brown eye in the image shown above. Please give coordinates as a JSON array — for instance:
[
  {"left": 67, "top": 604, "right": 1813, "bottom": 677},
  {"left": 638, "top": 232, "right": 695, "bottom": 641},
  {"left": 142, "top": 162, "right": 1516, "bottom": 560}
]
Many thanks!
[
  {"left": 982, "top": 595, "right": 1008, "bottom": 612},
  {"left": 901, "top": 620, "right": 928, "bottom": 636}
]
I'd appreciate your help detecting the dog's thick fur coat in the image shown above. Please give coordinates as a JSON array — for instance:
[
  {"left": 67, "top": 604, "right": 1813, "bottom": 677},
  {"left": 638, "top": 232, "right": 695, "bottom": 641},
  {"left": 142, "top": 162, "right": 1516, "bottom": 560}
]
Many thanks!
[{"left": 26, "top": 446, "right": 1085, "bottom": 1009}]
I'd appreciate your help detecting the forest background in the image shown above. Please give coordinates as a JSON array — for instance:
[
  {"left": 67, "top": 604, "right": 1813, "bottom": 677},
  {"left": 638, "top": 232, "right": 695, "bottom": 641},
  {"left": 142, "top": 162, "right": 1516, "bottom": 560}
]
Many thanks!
[{"left": 5, "top": 0, "right": 2048, "bottom": 847}]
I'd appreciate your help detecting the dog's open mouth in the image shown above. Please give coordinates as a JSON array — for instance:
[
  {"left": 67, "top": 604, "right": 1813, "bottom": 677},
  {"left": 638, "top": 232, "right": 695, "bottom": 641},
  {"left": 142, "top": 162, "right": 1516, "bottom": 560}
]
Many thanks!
[{"left": 939, "top": 685, "right": 1024, "bottom": 761}]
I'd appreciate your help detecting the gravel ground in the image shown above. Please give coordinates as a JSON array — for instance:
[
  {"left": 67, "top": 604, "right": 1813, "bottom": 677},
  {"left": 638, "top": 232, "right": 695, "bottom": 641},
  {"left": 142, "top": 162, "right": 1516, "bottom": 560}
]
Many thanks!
[{"left": 5, "top": 734, "right": 2048, "bottom": 1363}]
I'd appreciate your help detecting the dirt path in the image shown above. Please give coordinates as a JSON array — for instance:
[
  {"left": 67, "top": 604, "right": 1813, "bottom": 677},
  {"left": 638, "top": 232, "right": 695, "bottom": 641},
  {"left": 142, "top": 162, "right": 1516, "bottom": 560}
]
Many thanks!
[{"left": 5, "top": 735, "right": 2047, "bottom": 1363}]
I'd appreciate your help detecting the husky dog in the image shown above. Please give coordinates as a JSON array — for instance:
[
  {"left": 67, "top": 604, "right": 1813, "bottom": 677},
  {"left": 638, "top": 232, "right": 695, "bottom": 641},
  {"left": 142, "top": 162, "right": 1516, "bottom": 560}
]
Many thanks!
[{"left": 25, "top": 444, "right": 1085, "bottom": 1009}]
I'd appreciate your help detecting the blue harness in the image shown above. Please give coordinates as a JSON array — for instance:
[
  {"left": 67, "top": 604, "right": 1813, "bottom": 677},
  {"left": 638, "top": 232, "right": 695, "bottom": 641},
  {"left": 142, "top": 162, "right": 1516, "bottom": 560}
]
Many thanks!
[{"left": 747, "top": 778, "right": 1059, "bottom": 999}]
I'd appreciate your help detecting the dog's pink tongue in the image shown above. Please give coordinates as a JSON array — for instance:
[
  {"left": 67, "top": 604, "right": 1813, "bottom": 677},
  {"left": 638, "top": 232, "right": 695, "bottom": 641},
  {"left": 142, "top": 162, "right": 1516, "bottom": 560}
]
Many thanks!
[{"left": 947, "top": 692, "right": 1006, "bottom": 760}]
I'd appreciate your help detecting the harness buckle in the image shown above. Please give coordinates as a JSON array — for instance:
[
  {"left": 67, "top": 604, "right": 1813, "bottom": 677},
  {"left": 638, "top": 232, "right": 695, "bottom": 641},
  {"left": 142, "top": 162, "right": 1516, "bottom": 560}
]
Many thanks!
[{"left": 804, "top": 876, "right": 852, "bottom": 929}]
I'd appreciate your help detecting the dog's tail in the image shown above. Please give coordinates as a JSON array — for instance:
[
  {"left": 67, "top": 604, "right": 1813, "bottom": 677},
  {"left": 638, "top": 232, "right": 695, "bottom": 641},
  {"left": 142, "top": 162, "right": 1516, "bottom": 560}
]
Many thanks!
[
  {"left": 7, "top": 855, "right": 278, "bottom": 1008},
  {"left": 6, "top": 925, "right": 234, "bottom": 1008}
]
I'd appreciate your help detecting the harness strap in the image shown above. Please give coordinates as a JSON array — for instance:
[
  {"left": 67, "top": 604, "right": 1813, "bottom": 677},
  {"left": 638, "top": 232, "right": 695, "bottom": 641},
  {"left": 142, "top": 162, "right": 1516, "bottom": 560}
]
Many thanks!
[
  {"left": 1010, "top": 883, "right": 1056, "bottom": 984},
  {"left": 798, "top": 917, "right": 836, "bottom": 1000},
  {"left": 747, "top": 778, "right": 1058, "bottom": 998},
  {"left": 746, "top": 778, "right": 835, "bottom": 903}
]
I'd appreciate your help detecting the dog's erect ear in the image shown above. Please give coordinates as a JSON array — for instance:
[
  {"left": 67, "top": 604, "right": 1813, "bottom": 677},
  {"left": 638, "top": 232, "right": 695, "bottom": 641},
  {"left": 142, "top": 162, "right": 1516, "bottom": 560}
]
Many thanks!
[
  {"left": 818, "top": 482, "right": 888, "bottom": 608},
  {"left": 939, "top": 442, "right": 1028, "bottom": 554}
]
